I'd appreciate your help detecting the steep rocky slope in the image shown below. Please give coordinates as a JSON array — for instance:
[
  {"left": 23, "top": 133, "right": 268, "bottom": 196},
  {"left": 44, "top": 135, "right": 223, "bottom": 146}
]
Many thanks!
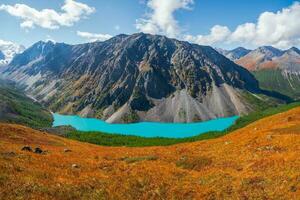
[
  {"left": 0, "top": 106, "right": 299, "bottom": 199},
  {"left": 2, "top": 33, "right": 275, "bottom": 123},
  {"left": 235, "top": 46, "right": 300, "bottom": 99}
]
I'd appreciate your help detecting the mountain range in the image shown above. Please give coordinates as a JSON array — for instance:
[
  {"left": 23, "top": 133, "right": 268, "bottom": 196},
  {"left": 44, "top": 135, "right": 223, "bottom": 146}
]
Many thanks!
[
  {"left": 1, "top": 33, "right": 281, "bottom": 123},
  {"left": 218, "top": 46, "right": 300, "bottom": 100}
]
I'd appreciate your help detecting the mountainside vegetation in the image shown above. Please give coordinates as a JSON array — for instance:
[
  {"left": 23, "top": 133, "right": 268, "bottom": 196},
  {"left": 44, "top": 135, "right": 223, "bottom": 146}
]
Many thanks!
[
  {"left": 0, "top": 105, "right": 299, "bottom": 199},
  {"left": 0, "top": 80, "right": 53, "bottom": 128},
  {"left": 230, "top": 46, "right": 300, "bottom": 100},
  {"left": 253, "top": 69, "right": 300, "bottom": 100}
]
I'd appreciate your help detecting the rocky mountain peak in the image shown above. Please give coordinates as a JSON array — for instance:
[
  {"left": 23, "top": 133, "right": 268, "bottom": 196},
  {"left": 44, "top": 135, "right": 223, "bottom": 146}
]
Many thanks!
[
  {"left": 228, "top": 47, "right": 251, "bottom": 60},
  {"left": 9, "top": 41, "right": 71, "bottom": 71},
  {"left": 285, "top": 47, "right": 300, "bottom": 55},
  {"left": 3, "top": 33, "right": 266, "bottom": 123},
  {"left": 255, "top": 46, "right": 283, "bottom": 58},
  {"left": 216, "top": 47, "right": 251, "bottom": 61},
  {"left": 233, "top": 47, "right": 249, "bottom": 51},
  {"left": 232, "top": 44, "right": 300, "bottom": 100}
]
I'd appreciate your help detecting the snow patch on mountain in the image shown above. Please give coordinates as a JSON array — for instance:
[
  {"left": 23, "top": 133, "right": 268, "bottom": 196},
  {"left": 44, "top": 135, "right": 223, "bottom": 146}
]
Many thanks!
[{"left": 0, "top": 39, "right": 25, "bottom": 66}]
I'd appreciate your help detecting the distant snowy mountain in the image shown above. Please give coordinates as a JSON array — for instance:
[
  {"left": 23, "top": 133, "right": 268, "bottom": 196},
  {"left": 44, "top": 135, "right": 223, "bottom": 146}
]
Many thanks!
[{"left": 0, "top": 40, "right": 25, "bottom": 66}]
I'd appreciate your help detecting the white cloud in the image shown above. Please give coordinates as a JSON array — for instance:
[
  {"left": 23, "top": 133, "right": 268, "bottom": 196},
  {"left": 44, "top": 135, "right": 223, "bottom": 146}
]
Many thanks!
[
  {"left": 136, "top": 0, "right": 194, "bottom": 38},
  {"left": 0, "top": 0, "right": 95, "bottom": 30},
  {"left": 77, "top": 31, "right": 112, "bottom": 42},
  {"left": 184, "top": 25, "right": 231, "bottom": 46},
  {"left": 186, "top": 2, "right": 300, "bottom": 49},
  {"left": 229, "top": 23, "right": 256, "bottom": 44}
]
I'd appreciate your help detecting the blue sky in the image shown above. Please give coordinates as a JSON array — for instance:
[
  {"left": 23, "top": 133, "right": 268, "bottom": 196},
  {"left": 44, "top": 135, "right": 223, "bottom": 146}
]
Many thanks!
[{"left": 0, "top": 0, "right": 298, "bottom": 49}]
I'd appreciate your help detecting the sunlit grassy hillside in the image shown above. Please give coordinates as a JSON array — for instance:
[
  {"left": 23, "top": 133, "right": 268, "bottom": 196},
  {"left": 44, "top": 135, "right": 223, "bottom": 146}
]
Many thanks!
[{"left": 0, "top": 106, "right": 299, "bottom": 199}]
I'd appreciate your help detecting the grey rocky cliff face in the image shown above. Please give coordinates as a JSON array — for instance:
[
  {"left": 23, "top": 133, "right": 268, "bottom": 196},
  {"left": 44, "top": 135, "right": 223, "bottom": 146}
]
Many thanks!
[{"left": 3, "top": 33, "right": 262, "bottom": 123}]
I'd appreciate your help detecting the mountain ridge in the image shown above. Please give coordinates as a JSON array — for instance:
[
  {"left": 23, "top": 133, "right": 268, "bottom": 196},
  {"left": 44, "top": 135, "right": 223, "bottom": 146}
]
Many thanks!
[
  {"left": 226, "top": 45, "right": 300, "bottom": 99},
  {"left": 2, "top": 33, "right": 281, "bottom": 123},
  {"left": 216, "top": 47, "right": 251, "bottom": 61}
]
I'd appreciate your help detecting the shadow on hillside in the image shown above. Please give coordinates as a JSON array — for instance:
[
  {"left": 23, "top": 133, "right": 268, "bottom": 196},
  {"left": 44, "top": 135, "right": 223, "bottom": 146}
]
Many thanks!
[{"left": 260, "top": 89, "right": 294, "bottom": 103}]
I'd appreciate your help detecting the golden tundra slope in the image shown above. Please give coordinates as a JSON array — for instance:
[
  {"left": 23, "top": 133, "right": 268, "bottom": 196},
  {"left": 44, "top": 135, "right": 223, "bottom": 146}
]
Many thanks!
[{"left": 0, "top": 108, "right": 300, "bottom": 200}]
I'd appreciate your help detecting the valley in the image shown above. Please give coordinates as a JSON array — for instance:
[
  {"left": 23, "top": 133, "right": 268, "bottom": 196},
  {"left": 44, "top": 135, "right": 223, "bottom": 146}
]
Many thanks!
[
  {"left": 1, "top": 75, "right": 298, "bottom": 147},
  {"left": 1, "top": 1, "right": 300, "bottom": 199},
  {"left": 1, "top": 33, "right": 299, "bottom": 145},
  {"left": 0, "top": 80, "right": 52, "bottom": 128},
  {"left": 0, "top": 105, "right": 299, "bottom": 199}
]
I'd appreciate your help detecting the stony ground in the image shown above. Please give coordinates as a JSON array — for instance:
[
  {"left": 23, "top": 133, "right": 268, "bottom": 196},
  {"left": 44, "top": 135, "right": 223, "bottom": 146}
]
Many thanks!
[{"left": 0, "top": 107, "right": 300, "bottom": 199}]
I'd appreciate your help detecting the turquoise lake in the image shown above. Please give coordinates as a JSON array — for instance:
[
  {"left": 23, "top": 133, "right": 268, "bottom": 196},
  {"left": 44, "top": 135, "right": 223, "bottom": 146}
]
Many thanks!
[{"left": 52, "top": 113, "right": 239, "bottom": 138}]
